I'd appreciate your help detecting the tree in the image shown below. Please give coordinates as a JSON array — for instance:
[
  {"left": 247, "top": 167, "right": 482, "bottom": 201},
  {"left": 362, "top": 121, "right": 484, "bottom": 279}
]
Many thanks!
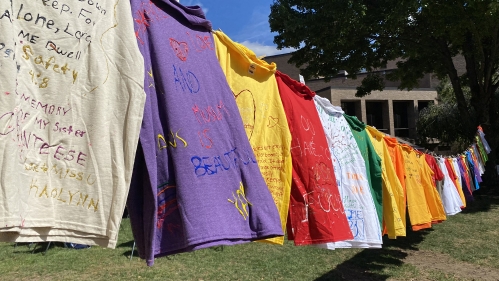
[
  {"left": 269, "top": 0, "right": 499, "bottom": 182},
  {"left": 417, "top": 77, "right": 475, "bottom": 148}
]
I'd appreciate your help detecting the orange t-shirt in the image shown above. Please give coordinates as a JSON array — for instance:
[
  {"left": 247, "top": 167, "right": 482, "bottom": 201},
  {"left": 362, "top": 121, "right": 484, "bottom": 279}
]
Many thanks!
[{"left": 383, "top": 136, "right": 406, "bottom": 228}]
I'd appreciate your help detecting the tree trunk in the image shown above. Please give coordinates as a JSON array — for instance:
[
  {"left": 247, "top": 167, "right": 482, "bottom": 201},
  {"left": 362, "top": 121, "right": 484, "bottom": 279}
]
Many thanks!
[{"left": 479, "top": 92, "right": 499, "bottom": 191}]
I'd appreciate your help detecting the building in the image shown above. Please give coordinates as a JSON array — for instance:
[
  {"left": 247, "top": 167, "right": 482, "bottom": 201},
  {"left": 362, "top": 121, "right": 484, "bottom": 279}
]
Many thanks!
[{"left": 265, "top": 53, "right": 442, "bottom": 142}]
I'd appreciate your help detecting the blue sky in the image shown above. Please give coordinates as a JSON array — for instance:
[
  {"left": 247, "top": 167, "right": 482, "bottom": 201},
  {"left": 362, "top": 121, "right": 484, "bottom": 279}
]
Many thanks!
[{"left": 181, "top": 0, "right": 296, "bottom": 57}]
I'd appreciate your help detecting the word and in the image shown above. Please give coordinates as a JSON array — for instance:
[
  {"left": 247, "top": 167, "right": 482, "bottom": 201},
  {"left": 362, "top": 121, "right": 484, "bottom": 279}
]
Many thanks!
[
  {"left": 173, "top": 64, "right": 199, "bottom": 94},
  {"left": 191, "top": 147, "right": 257, "bottom": 177},
  {"left": 192, "top": 100, "right": 230, "bottom": 124},
  {"left": 24, "top": 162, "right": 96, "bottom": 186},
  {"left": 157, "top": 130, "right": 188, "bottom": 151},
  {"left": 23, "top": 45, "right": 78, "bottom": 84},
  {"left": 228, "top": 182, "right": 252, "bottom": 220},
  {"left": 29, "top": 178, "right": 99, "bottom": 212}
]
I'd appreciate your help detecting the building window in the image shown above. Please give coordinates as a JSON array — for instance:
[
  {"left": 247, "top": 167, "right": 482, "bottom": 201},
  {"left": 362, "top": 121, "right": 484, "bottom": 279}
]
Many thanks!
[
  {"left": 393, "top": 101, "right": 410, "bottom": 137},
  {"left": 341, "top": 101, "right": 357, "bottom": 117},
  {"left": 418, "top": 100, "right": 434, "bottom": 112},
  {"left": 366, "top": 101, "right": 386, "bottom": 132}
]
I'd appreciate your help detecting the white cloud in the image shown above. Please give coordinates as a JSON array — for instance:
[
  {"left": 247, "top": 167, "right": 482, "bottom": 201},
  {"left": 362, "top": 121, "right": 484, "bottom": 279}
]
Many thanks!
[
  {"left": 181, "top": 0, "right": 209, "bottom": 15},
  {"left": 239, "top": 41, "right": 295, "bottom": 57}
]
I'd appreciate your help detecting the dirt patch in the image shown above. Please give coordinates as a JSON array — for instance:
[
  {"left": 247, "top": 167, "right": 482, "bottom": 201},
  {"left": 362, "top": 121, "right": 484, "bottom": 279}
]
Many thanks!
[{"left": 403, "top": 250, "right": 499, "bottom": 281}]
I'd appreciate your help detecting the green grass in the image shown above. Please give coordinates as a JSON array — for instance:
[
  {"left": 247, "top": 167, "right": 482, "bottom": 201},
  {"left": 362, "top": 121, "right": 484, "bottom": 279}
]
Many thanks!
[{"left": 0, "top": 195, "right": 498, "bottom": 281}]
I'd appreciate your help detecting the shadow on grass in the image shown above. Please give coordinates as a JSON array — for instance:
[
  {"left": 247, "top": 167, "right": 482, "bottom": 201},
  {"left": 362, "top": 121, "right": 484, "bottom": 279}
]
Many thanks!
[
  {"left": 122, "top": 250, "right": 140, "bottom": 259},
  {"left": 117, "top": 240, "right": 135, "bottom": 248},
  {"left": 461, "top": 194, "right": 499, "bottom": 214},
  {"left": 315, "top": 225, "right": 433, "bottom": 281},
  {"left": 315, "top": 193, "right": 499, "bottom": 281}
]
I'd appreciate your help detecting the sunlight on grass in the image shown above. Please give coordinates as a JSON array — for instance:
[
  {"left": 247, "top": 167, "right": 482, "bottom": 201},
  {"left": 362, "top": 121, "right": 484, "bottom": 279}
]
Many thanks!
[{"left": 0, "top": 195, "right": 497, "bottom": 280}]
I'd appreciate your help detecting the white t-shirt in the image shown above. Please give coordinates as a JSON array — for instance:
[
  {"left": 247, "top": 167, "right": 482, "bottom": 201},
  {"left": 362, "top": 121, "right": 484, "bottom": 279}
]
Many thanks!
[
  {"left": 0, "top": 0, "right": 145, "bottom": 248},
  {"left": 437, "top": 158, "right": 463, "bottom": 216},
  {"left": 314, "top": 96, "right": 382, "bottom": 249}
]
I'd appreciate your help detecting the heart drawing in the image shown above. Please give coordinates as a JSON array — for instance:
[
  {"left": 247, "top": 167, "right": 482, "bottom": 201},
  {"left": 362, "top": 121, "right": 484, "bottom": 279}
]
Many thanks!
[
  {"left": 169, "top": 38, "right": 189, "bottom": 62},
  {"left": 233, "top": 89, "right": 256, "bottom": 141}
]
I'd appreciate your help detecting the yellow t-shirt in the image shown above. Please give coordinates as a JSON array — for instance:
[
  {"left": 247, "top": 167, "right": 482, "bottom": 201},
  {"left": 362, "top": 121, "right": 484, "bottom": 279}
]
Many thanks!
[
  {"left": 448, "top": 158, "right": 466, "bottom": 208},
  {"left": 366, "top": 127, "right": 405, "bottom": 238},
  {"left": 213, "top": 31, "right": 292, "bottom": 244},
  {"left": 401, "top": 145, "right": 432, "bottom": 231},
  {"left": 417, "top": 153, "right": 446, "bottom": 223}
]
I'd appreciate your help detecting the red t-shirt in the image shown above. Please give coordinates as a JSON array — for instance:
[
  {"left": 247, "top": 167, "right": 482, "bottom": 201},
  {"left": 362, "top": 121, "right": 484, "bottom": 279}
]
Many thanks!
[
  {"left": 424, "top": 154, "right": 444, "bottom": 185},
  {"left": 275, "top": 71, "right": 353, "bottom": 245}
]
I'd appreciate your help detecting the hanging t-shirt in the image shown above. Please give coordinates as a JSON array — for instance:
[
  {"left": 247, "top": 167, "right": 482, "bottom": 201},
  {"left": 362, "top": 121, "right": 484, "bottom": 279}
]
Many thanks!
[
  {"left": 425, "top": 154, "right": 444, "bottom": 185},
  {"left": 477, "top": 126, "right": 491, "bottom": 154},
  {"left": 366, "top": 127, "right": 405, "bottom": 238},
  {"left": 343, "top": 115, "right": 383, "bottom": 230},
  {"left": 457, "top": 157, "right": 474, "bottom": 202},
  {"left": 451, "top": 157, "right": 470, "bottom": 206},
  {"left": 476, "top": 136, "right": 488, "bottom": 164},
  {"left": 461, "top": 155, "right": 476, "bottom": 192},
  {"left": 400, "top": 145, "right": 432, "bottom": 231},
  {"left": 313, "top": 96, "right": 382, "bottom": 249},
  {"left": 437, "top": 158, "right": 463, "bottom": 216},
  {"left": 275, "top": 71, "right": 353, "bottom": 245},
  {"left": 467, "top": 149, "right": 482, "bottom": 188},
  {"left": 471, "top": 145, "right": 485, "bottom": 175},
  {"left": 127, "top": 1, "right": 283, "bottom": 266},
  {"left": 213, "top": 31, "right": 292, "bottom": 245},
  {"left": 383, "top": 136, "right": 407, "bottom": 232},
  {"left": 416, "top": 153, "right": 446, "bottom": 224},
  {"left": 0, "top": 0, "right": 146, "bottom": 248},
  {"left": 445, "top": 158, "right": 466, "bottom": 208}
]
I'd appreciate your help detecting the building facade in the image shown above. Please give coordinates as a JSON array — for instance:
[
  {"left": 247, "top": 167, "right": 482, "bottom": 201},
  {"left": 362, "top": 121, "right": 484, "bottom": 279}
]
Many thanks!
[{"left": 266, "top": 53, "right": 442, "bottom": 141}]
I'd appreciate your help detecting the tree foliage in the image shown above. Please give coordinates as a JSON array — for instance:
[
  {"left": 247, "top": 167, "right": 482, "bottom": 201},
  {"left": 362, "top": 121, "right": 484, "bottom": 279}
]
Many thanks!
[
  {"left": 417, "top": 77, "right": 475, "bottom": 147},
  {"left": 270, "top": 0, "right": 499, "bottom": 172}
]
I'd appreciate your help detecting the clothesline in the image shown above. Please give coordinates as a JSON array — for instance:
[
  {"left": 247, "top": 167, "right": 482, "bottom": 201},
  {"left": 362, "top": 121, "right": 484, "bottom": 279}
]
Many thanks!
[{"left": 0, "top": 0, "right": 492, "bottom": 267}]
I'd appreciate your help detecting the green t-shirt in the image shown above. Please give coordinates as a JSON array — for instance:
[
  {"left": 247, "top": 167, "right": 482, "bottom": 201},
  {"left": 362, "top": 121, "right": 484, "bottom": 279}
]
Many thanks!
[{"left": 343, "top": 114, "right": 383, "bottom": 228}]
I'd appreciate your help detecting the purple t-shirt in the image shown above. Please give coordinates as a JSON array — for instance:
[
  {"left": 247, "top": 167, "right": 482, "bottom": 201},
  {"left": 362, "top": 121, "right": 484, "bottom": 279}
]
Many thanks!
[{"left": 127, "top": 0, "right": 282, "bottom": 266}]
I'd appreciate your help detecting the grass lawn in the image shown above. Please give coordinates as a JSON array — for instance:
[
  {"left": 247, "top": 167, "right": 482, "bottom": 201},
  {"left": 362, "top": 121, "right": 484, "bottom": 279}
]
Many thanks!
[{"left": 0, "top": 195, "right": 498, "bottom": 281}]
